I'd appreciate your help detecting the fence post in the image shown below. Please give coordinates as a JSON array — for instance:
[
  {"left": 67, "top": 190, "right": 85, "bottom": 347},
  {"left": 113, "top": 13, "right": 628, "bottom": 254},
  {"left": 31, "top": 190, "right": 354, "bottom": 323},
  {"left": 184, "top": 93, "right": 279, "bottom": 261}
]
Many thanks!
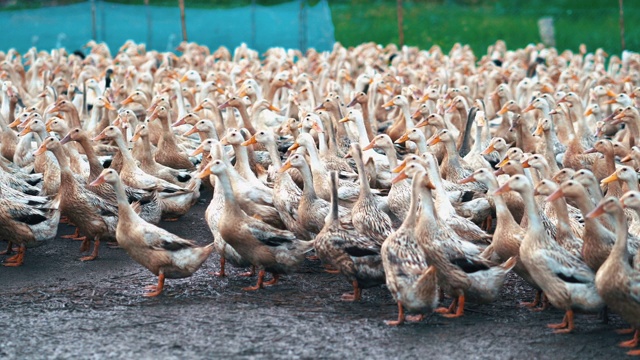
[
  {"left": 179, "top": 0, "right": 187, "bottom": 42},
  {"left": 90, "top": 0, "right": 97, "bottom": 40},
  {"left": 619, "top": 0, "right": 626, "bottom": 51},
  {"left": 299, "top": 0, "right": 307, "bottom": 52},
  {"left": 145, "top": 0, "right": 152, "bottom": 48},
  {"left": 251, "top": 0, "right": 256, "bottom": 49},
  {"left": 397, "top": 0, "right": 404, "bottom": 47}
]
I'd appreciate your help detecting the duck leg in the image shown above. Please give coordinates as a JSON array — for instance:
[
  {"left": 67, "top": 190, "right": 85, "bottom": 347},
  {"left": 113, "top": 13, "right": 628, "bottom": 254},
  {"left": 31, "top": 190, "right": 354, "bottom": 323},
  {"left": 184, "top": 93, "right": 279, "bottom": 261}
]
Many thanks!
[
  {"left": 0, "top": 241, "right": 16, "bottom": 255},
  {"left": 385, "top": 302, "right": 405, "bottom": 326},
  {"left": 620, "top": 330, "right": 639, "bottom": 348},
  {"left": 263, "top": 273, "right": 280, "bottom": 286},
  {"left": 617, "top": 328, "right": 636, "bottom": 335},
  {"left": 520, "top": 289, "right": 542, "bottom": 308},
  {"left": 4, "top": 245, "right": 26, "bottom": 267},
  {"left": 239, "top": 265, "right": 256, "bottom": 277},
  {"left": 80, "top": 237, "right": 100, "bottom": 261},
  {"left": 341, "top": 280, "right": 361, "bottom": 301},
  {"left": 61, "top": 228, "right": 81, "bottom": 239},
  {"left": 211, "top": 257, "right": 226, "bottom": 277},
  {"left": 435, "top": 296, "right": 458, "bottom": 314},
  {"left": 547, "top": 309, "right": 575, "bottom": 334},
  {"left": 143, "top": 273, "right": 165, "bottom": 297},
  {"left": 243, "top": 269, "right": 265, "bottom": 291},
  {"left": 442, "top": 295, "right": 465, "bottom": 318}
]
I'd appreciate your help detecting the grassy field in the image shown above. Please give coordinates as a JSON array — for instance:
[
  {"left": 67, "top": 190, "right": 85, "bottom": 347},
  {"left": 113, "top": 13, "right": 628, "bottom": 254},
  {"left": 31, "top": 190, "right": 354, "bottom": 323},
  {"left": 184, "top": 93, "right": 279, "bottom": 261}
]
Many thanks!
[
  {"left": 2, "top": 1, "right": 639, "bottom": 54},
  {"left": 329, "top": 0, "right": 640, "bottom": 55}
]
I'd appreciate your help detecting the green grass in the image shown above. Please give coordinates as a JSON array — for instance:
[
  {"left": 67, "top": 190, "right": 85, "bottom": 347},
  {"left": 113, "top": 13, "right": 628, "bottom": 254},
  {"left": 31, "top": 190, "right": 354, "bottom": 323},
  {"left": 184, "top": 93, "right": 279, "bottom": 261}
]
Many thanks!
[{"left": 330, "top": 0, "right": 640, "bottom": 55}]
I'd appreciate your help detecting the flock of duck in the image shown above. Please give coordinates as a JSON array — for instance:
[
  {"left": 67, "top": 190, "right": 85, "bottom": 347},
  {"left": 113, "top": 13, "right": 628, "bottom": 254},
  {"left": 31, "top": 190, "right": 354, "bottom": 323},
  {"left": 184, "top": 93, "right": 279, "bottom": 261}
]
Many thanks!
[{"left": 0, "top": 39, "right": 639, "bottom": 354}]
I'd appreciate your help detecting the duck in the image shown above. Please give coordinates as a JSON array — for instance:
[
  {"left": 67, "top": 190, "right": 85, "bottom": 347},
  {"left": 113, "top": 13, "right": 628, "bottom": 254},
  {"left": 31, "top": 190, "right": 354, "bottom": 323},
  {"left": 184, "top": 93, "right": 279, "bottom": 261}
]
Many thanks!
[
  {"left": 495, "top": 175, "right": 604, "bottom": 333},
  {"left": 0, "top": 190, "right": 60, "bottom": 267},
  {"left": 280, "top": 153, "right": 350, "bottom": 236},
  {"left": 34, "top": 137, "right": 118, "bottom": 261},
  {"left": 314, "top": 171, "right": 385, "bottom": 301},
  {"left": 416, "top": 165, "right": 516, "bottom": 318},
  {"left": 209, "top": 158, "right": 314, "bottom": 290},
  {"left": 242, "top": 130, "right": 312, "bottom": 240},
  {"left": 94, "top": 126, "right": 199, "bottom": 221},
  {"left": 131, "top": 124, "right": 192, "bottom": 186},
  {"left": 148, "top": 105, "right": 196, "bottom": 171},
  {"left": 427, "top": 129, "right": 486, "bottom": 191},
  {"left": 590, "top": 196, "right": 640, "bottom": 356},
  {"left": 89, "top": 168, "right": 214, "bottom": 296},
  {"left": 381, "top": 168, "right": 438, "bottom": 325},
  {"left": 347, "top": 143, "right": 394, "bottom": 245}
]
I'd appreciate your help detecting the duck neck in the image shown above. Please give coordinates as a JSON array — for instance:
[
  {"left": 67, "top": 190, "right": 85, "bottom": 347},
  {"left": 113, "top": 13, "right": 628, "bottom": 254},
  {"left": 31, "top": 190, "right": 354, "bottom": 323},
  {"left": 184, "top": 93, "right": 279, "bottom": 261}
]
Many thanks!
[
  {"left": 400, "top": 104, "right": 414, "bottom": 131},
  {"left": 77, "top": 136, "right": 104, "bottom": 181},
  {"left": 444, "top": 139, "right": 463, "bottom": 169},
  {"left": 542, "top": 129, "right": 561, "bottom": 174},
  {"left": 113, "top": 177, "right": 136, "bottom": 214},
  {"left": 359, "top": 102, "right": 376, "bottom": 141},
  {"left": 550, "top": 193, "right": 573, "bottom": 238},
  {"left": 265, "top": 141, "right": 282, "bottom": 169},
  {"left": 401, "top": 175, "right": 421, "bottom": 228},
  {"left": 297, "top": 160, "right": 317, "bottom": 200},
  {"left": 236, "top": 103, "right": 257, "bottom": 135},
  {"left": 485, "top": 177, "right": 518, "bottom": 226},
  {"left": 520, "top": 185, "right": 545, "bottom": 234},
  {"left": 352, "top": 149, "right": 371, "bottom": 196},
  {"left": 382, "top": 144, "right": 398, "bottom": 169},
  {"left": 140, "top": 134, "right": 157, "bottom": 165},
  {"left": 610, "top": 208, "right": 631, "bottom": 260},
  {"left": 113, "top": 134, "right": 137, "bottom": 168},
  {"left": 64, "top": 106, "right": 82, "bottom": 129},
  {"left": 216, "top": 169, "right": 241, "bottom": 211}
]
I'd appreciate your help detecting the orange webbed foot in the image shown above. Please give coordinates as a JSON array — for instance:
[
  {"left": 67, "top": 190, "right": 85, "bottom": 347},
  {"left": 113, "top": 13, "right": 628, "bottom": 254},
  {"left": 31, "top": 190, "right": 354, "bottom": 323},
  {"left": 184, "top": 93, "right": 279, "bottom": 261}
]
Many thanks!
[
  {"left": 242, "top": 270, "right": 264, "bottom": 291},
  {"left": 617, "top": 328, "right": 636, "bottom": 335},
  {"left": 627, "top": 349, "right": 640, "bottom": 356},
  {"left": 405, "top": 314, "right": 424, "bottom": 322},
  {"left": 263, "top": 274, "right": 280, "bottom": 286}
]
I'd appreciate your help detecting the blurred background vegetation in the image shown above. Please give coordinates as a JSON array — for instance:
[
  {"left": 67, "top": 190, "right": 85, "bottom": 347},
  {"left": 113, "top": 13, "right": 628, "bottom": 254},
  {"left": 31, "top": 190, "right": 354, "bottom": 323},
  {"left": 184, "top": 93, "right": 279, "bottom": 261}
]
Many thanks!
[{"left": 1, "top": 0, "right": 638, "bottom": 54}]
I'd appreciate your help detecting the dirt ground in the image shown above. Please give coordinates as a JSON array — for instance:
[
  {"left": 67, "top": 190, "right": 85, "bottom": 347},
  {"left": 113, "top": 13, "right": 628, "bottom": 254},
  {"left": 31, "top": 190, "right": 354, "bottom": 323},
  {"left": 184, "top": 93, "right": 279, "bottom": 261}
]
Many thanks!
[{"left": 0, "top": 188, "right": 633, "bottom": 359}]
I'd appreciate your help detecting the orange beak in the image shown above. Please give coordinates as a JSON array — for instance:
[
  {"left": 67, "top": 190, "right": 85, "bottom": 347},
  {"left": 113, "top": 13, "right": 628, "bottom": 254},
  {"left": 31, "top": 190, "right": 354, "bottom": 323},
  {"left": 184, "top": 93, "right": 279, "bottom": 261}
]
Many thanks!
[
  {"left": 193, "top": 103, "right": 205, "bottom": 112},
  {"left": 583, "top": 148, "right": 597, "bottom": 154},
  {"left": 545, "top": 188, "right": 564, "bottom": 202},
  {"left": 533, "top": 124, "right": 544, "bottom": 136},
  {"left": 415, "top": 119, "right": 428, "bottom": 128},
  {"left": 121, "top": 96, "right": 134, "bottom": 105},
  {"left": 621, "top": 154, "right": 633, "bottom": 163},
  {"left": 601, "top": 173, "right": 619, "bottom": 185},
  {"left": 19, "top": 125, "right": 33, "bottom": 137},
  {"left": 522, "top": 103, "right": 535, "bottom": 113},
  {"left": 497, "top": 157, "right": 510, "bottom": 168},
  {"left": 606, "top": 89, "right": 617, "bottom": 97},
  {"left": 103, "top": 100, "right": 116, "bottom": 111},
  {"left": 604, "top": 98, "right": 618, "bottom": 105},
  {"left": 585, "top": 202, "right": 606, "bottom": 219},
  {"left": 279, "top": 160, "right": 293, "bottom": 173},
  {"left": 395, "top": 133, "right": 410, "bottom": 144},
  {"left": 184, "top": 126, "right": 199, "bottom": 137},
  {"left": 426, "top": 135, "right": 441, "bottom": 146},
  {"left": 362, "top": 141, "right": 375, "bottom": 151},
  {"left": 8, "top": 118, "right": 22, "bottom": 128},
  {"left": 89, "top": 173, "right": 107, "bottom": 186},
  {"left": 93, "top": 132, "right": 107, "bottom": 141},
  {"left": 311, "top": 122, "right": 324, "bottom": 133},
  {"left": 179, "top": 74, "right": 189, "bottom": 83},
  {"left": 521, "top": 159, "right": 531, "bottom": 168},
  {"left": 288, "top": 143, "right": 300, "bottom": 152},
  {"left": 584, "top": 108, "right": 594, "bottom": 116},
  {"left": 411, "top": 109, "right": 422, "bottom": 120},
  {"left": 392, "top": 160, "right": 407, "bottom": 173},
  {"left": 339, "top": 116, "right": 350, "bottom": 123},
  {"left": 458, "top": 175, "right": 476, "bottom": 184},
  {"left": 241, "top": 135, "right": 258, "bottom": 147},
  {"left": 45, "top": 120, "right": 53, "bottom": 133},
  {"left": 191, "top": 145, "right": 205, "bottom": 157},
  {"left": 391, "top": 171, "right": 408, "bottom": 184},
  {"left": 268, "top": 104, "right": 280, "bottom": 112},
  {"left": 131, "top": 132, "right": 141, "bottom": 142},
  {"left": 148, "top": 111, "right": 159, "bottom": 122},
  {"left": 382, "top": 99, "right": 395, "bottom": 108},
  {"left": 493, "top": 182, "right": 512, "bottom": 196},
  {"left": 46, "top": 105, "right": 61, "bottom": 114},
  {"left": 497, "top": 106, "right": 509, "bottom": 115},
  {"left": 613, "top": 111, "right": 625, "bottom": 121},
  {"left": 33, "top": 142, "right": 48, "bottom": 156},
  {"left": 198, "top": 166, "right": 212, "bottom": 179},
  {"left": 481, "top": 144, "right": 495, "bottom": 156}
]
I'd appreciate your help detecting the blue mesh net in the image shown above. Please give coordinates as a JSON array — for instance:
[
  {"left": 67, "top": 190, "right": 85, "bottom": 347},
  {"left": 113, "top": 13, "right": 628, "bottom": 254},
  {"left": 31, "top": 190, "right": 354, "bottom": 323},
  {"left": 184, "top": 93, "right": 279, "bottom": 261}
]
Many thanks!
[{"left": 0, "top": 1, "right": 335, "bottom": 53}]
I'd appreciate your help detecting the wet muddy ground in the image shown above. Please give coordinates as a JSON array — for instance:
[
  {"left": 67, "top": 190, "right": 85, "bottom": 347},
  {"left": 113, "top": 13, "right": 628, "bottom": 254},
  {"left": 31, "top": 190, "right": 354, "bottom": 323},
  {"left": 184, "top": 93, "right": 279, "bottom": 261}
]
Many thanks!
[{"left": 0, "top": 189, "right": 632, "bottom": 359}]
